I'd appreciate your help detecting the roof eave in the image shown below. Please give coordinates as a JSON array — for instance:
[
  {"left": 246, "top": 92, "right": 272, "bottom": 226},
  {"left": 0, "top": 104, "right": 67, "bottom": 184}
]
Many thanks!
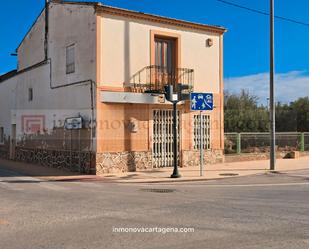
[{"left": 95, "top": 5, "right": 227, "bottom": 34}]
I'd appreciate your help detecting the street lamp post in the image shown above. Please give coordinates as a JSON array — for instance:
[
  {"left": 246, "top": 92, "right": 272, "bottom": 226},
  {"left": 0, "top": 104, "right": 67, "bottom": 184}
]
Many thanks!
[{"left": 270, "top": 0, "right": 276, "bottom": 171}]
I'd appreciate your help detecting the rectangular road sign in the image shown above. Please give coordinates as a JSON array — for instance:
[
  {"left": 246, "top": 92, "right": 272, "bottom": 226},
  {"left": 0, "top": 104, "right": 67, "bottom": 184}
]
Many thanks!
[{"left": 190, "top": 93, "right": 213, "bottom": 111}]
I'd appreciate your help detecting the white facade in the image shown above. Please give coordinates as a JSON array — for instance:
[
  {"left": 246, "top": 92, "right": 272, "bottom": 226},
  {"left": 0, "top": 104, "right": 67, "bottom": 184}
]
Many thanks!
[{"left": 0, "top": 2, "right": 97, "bottom": 153}]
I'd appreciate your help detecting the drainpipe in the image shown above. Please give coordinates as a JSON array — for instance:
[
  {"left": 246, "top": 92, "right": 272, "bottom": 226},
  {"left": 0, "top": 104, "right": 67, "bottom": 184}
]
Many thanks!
[{"left": 44, "top": 0, "right": 49, "bottom": 61}]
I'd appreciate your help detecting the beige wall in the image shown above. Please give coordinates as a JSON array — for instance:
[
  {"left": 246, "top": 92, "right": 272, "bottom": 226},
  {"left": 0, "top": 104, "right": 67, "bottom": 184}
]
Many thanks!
[
  {"left": 18, "top": 11, "right": 45, "bottom": 70},
  {"left": 98, "top": 13, "right": 222, "bottom": 93},
  {"left": 97, "top": 103, "right": 149, "bottom": 153}
]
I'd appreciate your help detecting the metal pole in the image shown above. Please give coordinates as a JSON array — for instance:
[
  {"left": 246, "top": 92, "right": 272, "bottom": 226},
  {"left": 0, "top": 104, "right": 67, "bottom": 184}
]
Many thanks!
[
  {"left": 270, "top": 0, "right": 276, "bottom": 170},
  {"left": 200, "top": 111, "right": 204, "bottom": 176},
  {"left": 236, "top": 133, "right": 241, "bottom": 154},
  {"left": 171, "top": 102, "right": 181, "bottom": 178}
]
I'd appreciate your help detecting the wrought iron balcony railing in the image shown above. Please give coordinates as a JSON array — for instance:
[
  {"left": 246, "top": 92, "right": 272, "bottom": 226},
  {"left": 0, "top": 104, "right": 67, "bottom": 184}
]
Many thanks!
[{"left": 129, "top": 65, "right": 194, "bottom": 93}]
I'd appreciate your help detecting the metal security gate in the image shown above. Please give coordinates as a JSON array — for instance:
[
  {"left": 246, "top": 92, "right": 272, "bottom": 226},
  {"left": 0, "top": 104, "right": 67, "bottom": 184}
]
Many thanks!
[
  {"left": 152, "top": 109, "right": 180, "bottom": 167},
  {"left": 193, "top": 114, "right": 211, "bottom": 150}
]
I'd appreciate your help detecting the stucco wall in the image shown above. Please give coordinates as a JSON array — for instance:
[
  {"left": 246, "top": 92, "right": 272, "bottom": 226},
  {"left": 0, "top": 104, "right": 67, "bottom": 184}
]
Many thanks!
[
  {"left": 1, "top": 3, "right": 97, "bottom": 154},
  {"left": 17, "top": 10, "right": 45, "bottom": 70},
  {"left": 0, "top": 77, "right": 17, "bottom": 140},
  {"left": 98, "top": 13, "right": 221, "bottom": 93},
  {"left": 49, "top": 3, "right": 96, "bottom": 87},
  {"left": 97, "top": 103, "right": 150, "bottom": 153}
]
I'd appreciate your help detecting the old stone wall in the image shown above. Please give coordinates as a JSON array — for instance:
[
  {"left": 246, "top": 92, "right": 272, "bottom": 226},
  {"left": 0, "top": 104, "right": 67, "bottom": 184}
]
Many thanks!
[
  {"left": 182, "top": 149, "right": 224, "bottom": 167},
  {"left": 15, "top": 147, "right": 94, "bottom": 173},
  {"left": 96, "top": 151, "right": 152, "bottom": 174},
  {"left": 0, "top": 138, "right": 10, "bottom": 160},
  {"left": 96, "top": 150, "right": 224, "bottom": 174}
]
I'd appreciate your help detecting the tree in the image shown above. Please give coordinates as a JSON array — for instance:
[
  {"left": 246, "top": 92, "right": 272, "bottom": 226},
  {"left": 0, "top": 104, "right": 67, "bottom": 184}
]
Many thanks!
[
  {"left": 291, "top": 97, "right": 309, "bottom": 132},
  {"left": 224, "top": 90, "right": 269, "bottom": 132},
  {"left": 225, "top": 91, "right": 309, "bottom": 132}
]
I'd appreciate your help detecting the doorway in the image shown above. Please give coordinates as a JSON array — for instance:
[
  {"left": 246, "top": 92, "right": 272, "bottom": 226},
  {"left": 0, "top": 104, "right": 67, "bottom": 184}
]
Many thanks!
[
  {"left": 152, "top": 109, "right": 180, "bottom": 167},
  {"left": 154, "top": 37, "right": 176, "bottom": 86}
]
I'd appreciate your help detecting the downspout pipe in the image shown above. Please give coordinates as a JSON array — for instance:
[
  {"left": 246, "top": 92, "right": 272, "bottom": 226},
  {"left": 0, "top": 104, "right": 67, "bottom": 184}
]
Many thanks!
[{"left": 44, "top": 0, "right": 49, "bottom": 61}]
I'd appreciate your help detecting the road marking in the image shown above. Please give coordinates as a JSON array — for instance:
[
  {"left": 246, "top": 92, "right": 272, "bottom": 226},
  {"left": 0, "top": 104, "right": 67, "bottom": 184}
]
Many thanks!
[
  {"left": 132, "top": 182, "right": 309, "bottom": 188},
  {"left": 37, "top": 182, "right": 68, "bottom": 191},
  {"left": 0, "top": 182, "right": 24, "bottom": 191},
  {"left": 190, "top": 182, "right": 309, "bottom": 187}
]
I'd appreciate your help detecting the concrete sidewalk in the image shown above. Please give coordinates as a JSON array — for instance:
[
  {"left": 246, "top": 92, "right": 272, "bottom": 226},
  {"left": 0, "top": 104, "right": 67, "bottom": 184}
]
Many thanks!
[
  {"left": 102, "top": 156, "right": 309, "bottom": 183},
  {"left": 1, "top": 156, "right": 308, "bottom": 183}
]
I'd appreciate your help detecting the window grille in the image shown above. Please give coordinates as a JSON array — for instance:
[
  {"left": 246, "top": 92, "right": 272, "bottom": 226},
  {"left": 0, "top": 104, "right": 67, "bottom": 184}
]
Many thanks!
[{"left": 193, "top": 114, "right": 211, "bottom": 150}]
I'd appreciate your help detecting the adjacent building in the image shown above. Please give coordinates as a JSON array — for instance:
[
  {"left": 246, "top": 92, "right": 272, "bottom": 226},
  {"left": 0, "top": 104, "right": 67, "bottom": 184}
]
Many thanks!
[{"left": 0, "top": 1, "right": 226, "bottom": 174}]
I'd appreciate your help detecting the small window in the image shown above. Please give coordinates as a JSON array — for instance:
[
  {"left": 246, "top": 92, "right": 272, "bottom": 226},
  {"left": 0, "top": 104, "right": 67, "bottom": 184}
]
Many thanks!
[
  {"left": 28, "top": 88, "right": 33, "bottom": 101},
  {"left": 0, "top": 127, "right": 4, "bottom": 144},
  {"left": 193, "top": 114, "right": 211, "bottom": 150},
  {"left": 66, "top": 44, "right": 75, "bottom": 74}
]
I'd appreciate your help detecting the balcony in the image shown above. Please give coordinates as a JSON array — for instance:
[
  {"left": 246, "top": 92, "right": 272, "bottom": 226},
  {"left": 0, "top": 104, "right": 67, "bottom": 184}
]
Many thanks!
[{"left": 129, "top": 65, "right": 194, "bottom": 94}]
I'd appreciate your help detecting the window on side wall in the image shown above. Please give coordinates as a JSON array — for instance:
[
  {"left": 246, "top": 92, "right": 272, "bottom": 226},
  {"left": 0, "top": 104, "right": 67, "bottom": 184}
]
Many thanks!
[
  {"left": 66, "top": 44, "right": 75, "bottom": 74},
  {"left": 28, "top": 88, "right": 33, "bottom": 101},
  {"left": 0, "top": 127, "right": 4, "bottom": 144}
]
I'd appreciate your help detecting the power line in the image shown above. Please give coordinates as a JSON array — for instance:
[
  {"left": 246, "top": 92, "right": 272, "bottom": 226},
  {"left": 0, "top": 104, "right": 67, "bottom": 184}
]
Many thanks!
[{"left": 217, "top": 0, "right": 309, "bottom": 27}]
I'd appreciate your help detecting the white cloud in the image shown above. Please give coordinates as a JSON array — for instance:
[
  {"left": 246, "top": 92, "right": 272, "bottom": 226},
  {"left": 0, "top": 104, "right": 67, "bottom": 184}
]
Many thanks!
[{"left": 225, "top": 71, "right": 309, "bottom": 105}]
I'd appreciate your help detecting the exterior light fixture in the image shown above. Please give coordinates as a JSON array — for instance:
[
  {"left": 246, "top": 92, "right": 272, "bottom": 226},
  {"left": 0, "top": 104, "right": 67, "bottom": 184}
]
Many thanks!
[{"left": 206, "top": 38, "right": 213, "bottom": 47}]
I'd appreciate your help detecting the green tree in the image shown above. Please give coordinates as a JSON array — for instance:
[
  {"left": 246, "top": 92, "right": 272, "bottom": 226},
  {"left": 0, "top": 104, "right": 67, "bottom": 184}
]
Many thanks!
[
  {"left": 275, "top": 102, "right": 297, "bottom": 132},
  {"left": 291, "top": 97, "right": 309, "bottom": 132},
  {"left": 225, "top": 91, "right": 309, "bottom": 132},
  {"left": 224, "top": 90, "right": 269, "bottom": 132}
]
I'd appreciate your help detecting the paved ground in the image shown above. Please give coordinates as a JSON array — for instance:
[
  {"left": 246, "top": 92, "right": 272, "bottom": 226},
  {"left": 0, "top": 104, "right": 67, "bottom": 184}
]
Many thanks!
[
  {"left": 100, "top": 156, "right": 309, "bottom": 183},
  {"left": 2, "top": 155, "right": 309, "bottom": 184},
  {"left": 0, "top": 162, "right": 309, "bottom": 249}
]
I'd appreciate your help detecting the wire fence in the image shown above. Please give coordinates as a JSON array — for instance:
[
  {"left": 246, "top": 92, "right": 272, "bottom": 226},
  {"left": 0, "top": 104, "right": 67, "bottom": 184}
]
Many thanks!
[{"left": 225, "top": 132, "right": 309, "bottom": 154}]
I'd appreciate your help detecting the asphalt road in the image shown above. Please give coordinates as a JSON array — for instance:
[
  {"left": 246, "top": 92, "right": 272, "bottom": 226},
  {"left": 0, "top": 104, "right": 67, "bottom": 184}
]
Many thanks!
[{"left": 0, "top": 167, "right": 309, "bottom": 249}]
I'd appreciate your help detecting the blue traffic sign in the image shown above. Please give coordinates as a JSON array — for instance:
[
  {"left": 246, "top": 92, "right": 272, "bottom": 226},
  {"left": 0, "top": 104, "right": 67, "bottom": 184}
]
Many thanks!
[{"left": 190, "top": 93, "right": 213, "bottom": 111}]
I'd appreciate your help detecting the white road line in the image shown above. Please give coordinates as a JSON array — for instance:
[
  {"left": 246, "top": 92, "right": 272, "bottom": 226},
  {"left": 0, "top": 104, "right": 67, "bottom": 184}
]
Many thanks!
[
  {"left": 205, "top": 182, "right": 309, "bottom": 187},
  {"left": 131, "top": 182, "right": 309, "bottom": 188},
  {"left": 0, "top": 175, "right": 68, "bottom": 191},
  {"left": 38, "top": 182, "right": 68, "bottom": 191},
  {"left": 189, "top": 182, "right": 309, "bottom": 187},
  {"left": 70, "top": 181, "right": 105, "bottom": 188},
  {"left": 0, "top": 182, "right": 24, "bottom": 191}
]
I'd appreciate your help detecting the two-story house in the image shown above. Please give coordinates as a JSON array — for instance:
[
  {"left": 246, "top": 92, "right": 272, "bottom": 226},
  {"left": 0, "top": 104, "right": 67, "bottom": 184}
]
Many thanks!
[{"left": 0, "top": 0, "right": 226, "bottom": 174}]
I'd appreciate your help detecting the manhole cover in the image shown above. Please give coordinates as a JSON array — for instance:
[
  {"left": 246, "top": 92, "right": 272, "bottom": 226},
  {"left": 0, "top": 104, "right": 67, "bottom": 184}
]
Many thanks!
[
  {"left": 140, "top": 188, "right": 176, "bottom": 193},
  {"left": 219, "top": 173, "right": 239, "bottom": 176}
]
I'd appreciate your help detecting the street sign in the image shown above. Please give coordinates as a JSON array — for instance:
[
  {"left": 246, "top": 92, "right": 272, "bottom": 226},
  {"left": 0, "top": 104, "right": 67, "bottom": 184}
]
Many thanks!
[
  {"left": 190, "top": 92, "right": 213, "bottom": 177},
  {"left": 190, "top": 93, "right": 213, "bottom": 111},
  {"left": 64, "top": 117, "right": 82, "bottom": 130}
]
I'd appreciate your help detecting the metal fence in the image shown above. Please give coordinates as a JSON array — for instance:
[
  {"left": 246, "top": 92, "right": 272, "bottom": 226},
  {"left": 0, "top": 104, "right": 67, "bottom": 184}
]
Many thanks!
[{"left": 225, "top": 132, "right": 309, "bottom": 154}]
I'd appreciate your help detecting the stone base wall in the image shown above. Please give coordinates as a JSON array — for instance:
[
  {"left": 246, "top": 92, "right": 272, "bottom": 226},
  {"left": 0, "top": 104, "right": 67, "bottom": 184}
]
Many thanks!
[
  {"left": 0, "top": 148, "right": 9, "bottom": 160},
  {"left": 96, "top": 150, "right": 224, "bottom": 174},
  {"left": 0, "top": 140, "right": 10, "bottom": 159},
  {"left": 15, "top": 147, "right": 94, "bottom": 173},
  {"left": 182, "top": 149, "right": 224, "bottom": 167},
  {"left": 96, "top": 151, "right": 152, "bottom": 174}
]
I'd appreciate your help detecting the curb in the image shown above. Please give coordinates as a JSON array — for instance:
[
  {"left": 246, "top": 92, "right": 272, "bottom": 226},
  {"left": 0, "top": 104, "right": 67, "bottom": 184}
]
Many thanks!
[{"left": 112, "top": 172, "right": 266, "bottom": 184}]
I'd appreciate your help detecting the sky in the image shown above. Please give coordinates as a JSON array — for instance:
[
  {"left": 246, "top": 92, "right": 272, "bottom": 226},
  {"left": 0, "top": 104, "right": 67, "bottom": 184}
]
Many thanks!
[{"left": 1, "top": 0, "right": 309, "bottom": 104}]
